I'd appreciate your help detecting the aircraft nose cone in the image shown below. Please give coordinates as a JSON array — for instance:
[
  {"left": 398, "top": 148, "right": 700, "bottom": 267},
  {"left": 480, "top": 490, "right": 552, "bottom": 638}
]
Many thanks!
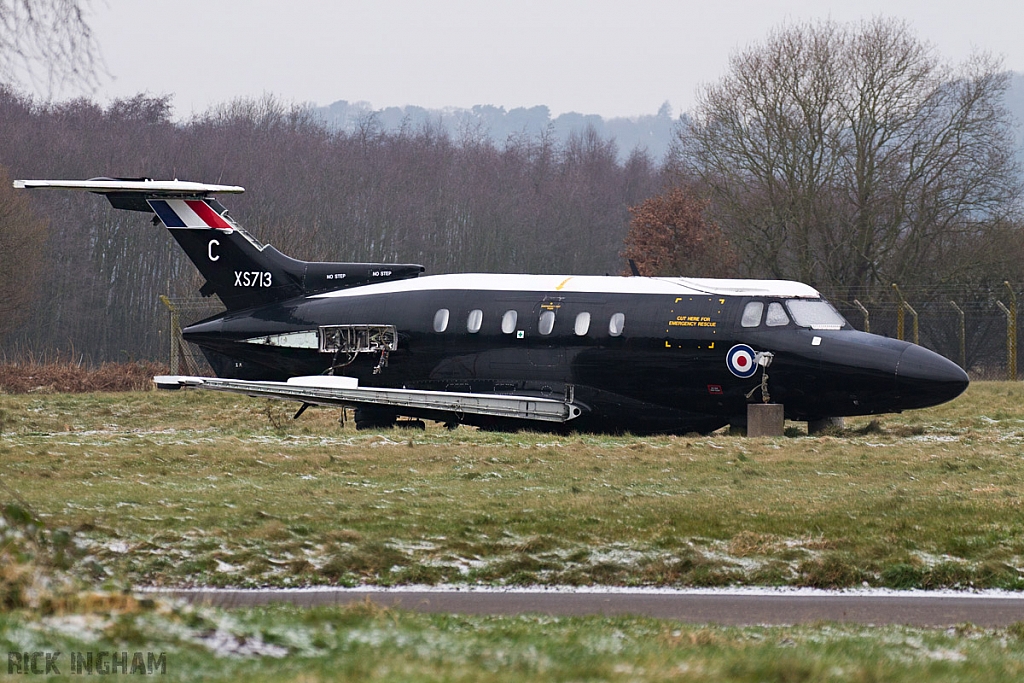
[{"left": 896, "top": 345, "right": 969, "bottom": 409}]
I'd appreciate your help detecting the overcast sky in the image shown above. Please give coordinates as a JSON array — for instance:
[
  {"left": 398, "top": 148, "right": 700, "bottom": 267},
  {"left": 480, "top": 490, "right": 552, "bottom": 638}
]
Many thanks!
[{"left": 75, "top": 0, "right": 1024, "bottom": 120}]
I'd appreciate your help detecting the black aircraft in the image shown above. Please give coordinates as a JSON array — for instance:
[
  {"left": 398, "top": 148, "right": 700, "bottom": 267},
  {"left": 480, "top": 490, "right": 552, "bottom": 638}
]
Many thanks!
[{"left": 14, "top": 178, "right": 969, "bottom": 434}]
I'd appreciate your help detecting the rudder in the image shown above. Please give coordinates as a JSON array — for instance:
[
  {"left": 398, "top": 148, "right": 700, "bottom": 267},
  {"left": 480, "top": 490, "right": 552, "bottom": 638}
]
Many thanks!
[{"left": 143, "top": 195, "right": 306, "bottom": 309}]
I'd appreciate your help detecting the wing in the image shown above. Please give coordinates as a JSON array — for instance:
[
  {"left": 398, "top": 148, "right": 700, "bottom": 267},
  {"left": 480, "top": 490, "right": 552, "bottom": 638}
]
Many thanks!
[{"left": 155, "top": 375, "right": 583, "bottom": 424}]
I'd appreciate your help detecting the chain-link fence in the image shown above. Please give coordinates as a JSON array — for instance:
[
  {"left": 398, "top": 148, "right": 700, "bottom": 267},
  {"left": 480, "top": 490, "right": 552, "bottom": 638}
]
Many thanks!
[
  {"left": 159, "top": 296, "right": 225, "bottom": 376},
  {"left": 161, "top": 284, "right": 1024, "bottom": 381},
  {"left": 831, "top": 283, "right": 1021, "bottom": 380}
]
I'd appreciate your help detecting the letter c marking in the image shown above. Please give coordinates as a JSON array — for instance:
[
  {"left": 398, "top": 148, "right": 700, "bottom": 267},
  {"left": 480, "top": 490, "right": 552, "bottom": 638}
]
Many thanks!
[{"left": 208, "top": 239, "right": 220, "bottom": 261}]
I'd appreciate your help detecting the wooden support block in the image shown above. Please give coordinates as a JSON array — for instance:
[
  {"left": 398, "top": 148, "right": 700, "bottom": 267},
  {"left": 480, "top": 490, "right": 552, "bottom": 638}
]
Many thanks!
[{"left": 747, "top": 403, "right": 784, "bottom": 437}]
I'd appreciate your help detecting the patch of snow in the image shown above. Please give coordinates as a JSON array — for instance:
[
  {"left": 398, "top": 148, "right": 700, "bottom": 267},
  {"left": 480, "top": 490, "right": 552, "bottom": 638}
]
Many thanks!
[
  {"left": 143, "top": 585, "right": 1024, "bottom": 599},
  {"left": 199, "top": 628, "right": 289, "bottom": 658}
]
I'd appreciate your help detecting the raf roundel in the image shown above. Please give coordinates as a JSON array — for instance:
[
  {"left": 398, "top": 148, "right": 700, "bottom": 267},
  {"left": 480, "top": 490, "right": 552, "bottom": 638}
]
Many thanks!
[{"left": 726, "top": 344, "right": 758, "bottom": 378}]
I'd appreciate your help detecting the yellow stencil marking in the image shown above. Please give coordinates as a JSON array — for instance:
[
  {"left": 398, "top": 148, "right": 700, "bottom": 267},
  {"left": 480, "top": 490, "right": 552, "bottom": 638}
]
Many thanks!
[{"left": 555, "top": 277, "right": 573, "bottom": 291}]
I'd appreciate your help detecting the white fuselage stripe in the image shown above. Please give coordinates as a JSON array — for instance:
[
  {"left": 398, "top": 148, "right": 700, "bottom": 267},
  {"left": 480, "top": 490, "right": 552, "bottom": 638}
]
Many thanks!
[{"left": 310, "top": 273, "right": 821, "bottom": 300}]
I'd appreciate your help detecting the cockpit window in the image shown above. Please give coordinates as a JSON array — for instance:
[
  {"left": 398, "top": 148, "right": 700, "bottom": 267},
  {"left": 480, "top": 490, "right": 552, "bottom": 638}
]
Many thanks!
[
  {"left": 785, "top": 300, "right": 846, "bottom": 330},
  {"left": 766, "top": 302, "right": 790, "bottom": 327},
  {"left": 741, "top": 302, "right": 763, "bottom": 327}
]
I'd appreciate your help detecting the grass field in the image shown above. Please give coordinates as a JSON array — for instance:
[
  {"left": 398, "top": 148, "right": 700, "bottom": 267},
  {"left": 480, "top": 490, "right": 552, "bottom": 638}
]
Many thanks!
[
  {"left": 3, "top": 602, "right": 1024, "bottom": 682},
  {"left": 0, "top": 382, "right": 1022, "bottom": 590},
  {"left": 3, "top": 382, "right": 1024, "bottom": 681}
]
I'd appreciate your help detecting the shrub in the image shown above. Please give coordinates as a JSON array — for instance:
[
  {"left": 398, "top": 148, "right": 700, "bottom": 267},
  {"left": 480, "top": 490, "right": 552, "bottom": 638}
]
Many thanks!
[{"left": 0, "top": 359, "right": 167, "bottom": 393}]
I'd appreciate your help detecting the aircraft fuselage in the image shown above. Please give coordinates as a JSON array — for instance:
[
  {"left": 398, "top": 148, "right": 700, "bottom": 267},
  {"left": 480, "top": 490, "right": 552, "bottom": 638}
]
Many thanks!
[{"left": 184, "top": 273, "right": 969, "bottom": 434}]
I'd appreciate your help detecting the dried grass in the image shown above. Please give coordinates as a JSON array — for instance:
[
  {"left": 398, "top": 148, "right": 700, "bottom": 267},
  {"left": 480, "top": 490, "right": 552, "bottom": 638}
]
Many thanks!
[
  {"left": 0, "top": 359, "right": 167, "bottom": 394},
  {"left": 727, "top": 531, "right": 783, "bottom": 557}
]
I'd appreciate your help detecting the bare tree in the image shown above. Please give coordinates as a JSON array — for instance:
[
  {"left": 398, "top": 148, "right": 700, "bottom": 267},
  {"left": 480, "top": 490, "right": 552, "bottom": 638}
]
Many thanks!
[
  {"left": 0, "top": 0, "right": 101, "bottom": 94},
  {"left": 678, "top": 17, "right": 1022, "bottom": 302},
  {"left": 0, "top": 167, "right": 47, "bottom": 340},
  {"left": 0, "top": 1, "right": 100, "bottom": 348}
]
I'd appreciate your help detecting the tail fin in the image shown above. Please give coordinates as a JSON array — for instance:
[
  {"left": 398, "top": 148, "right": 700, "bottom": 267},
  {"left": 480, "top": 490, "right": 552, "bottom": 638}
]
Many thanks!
[{"left": 14, "top": 178, "right": 424, "bottom": 310}]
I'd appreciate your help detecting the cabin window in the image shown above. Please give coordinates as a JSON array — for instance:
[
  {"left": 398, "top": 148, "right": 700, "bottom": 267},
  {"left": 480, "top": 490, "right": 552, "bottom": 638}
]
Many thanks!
[
  {"left": 785, "top": 300, "right": 846, "bottom": 330},
  {"left": 741, "top": 302, "right": 763, "bottom": 327},
  {"left": 539, "top": 310, "right": 556, "bottom": 335},
  {"left": 609, "top": 312, "right": 625, "bottom": 337},
  {"left": 433, "top": 308, "right": 450, "bottom": 333},
  {"left": 574, "top": 311, "right": 591, "bottom": 336},
  {"left": 766, "top": 302, "right": 790, "bottom": 327},
  {"left": 501, "top": 310, "right": 518, "bottom": 334},
  {"left": 467, "top": 309, "right": 483, "bottom": 333}
]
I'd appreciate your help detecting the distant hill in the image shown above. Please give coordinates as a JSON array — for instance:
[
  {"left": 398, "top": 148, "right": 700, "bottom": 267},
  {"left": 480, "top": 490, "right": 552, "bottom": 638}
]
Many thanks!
[
  {"left": 317, "top": 71, "right": 1024, "bottom": 168},
  {"left": 314, "top": 100, "right": 678, "bottom": 163}
]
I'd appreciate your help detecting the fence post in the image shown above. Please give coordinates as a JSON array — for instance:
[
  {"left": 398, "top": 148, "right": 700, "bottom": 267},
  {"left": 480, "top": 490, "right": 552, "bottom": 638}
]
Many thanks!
[
  {"left": 949, "top": 300, "right": 966, "bottom": 370},
  {"left": 853, "top": 299, "right": 870, "bottom": 333},
  {"left": 892, "top": 284, "right": 905, "bottom": 341},
  {"left": 891, "top": 284, "right": 917, "bottom": 345},
  {"left": 906, "top": 301, "right": 919, "bottom": 346},
  {"left": 996, "top": 281, "right": 1017, "bottom": 381},
  {"left": 160, "top": 295, "right": 180, "bottom": 374},
  {"left": 1008, "top": 282, "right": 1017, "bottom": 381}
]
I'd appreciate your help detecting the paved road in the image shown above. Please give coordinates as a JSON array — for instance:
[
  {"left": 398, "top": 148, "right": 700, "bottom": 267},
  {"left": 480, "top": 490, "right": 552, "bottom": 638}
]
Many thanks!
[{"left": 160, "top": 589, "right": 1024, "bottom": 627}]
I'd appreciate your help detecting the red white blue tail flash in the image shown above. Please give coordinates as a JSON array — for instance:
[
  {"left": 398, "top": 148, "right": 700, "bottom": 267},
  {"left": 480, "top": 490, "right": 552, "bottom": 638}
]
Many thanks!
[{"left": 149, "top": 199, "right": 233, "bottom": 229}]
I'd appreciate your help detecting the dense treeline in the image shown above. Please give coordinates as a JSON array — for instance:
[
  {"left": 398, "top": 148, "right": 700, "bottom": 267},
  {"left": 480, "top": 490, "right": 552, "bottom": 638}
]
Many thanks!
[{"left": 0, "top": 90, "right": 664, "bottom": 362}]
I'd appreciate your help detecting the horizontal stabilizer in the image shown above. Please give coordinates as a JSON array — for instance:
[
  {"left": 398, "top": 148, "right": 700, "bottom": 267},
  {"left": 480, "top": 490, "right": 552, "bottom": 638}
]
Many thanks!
[
  {"left": 154, "top": 375, "right": 583, "bottom": 423},
  {"left": 13, "top": 178, "right": 244, "bottom": 195}
]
